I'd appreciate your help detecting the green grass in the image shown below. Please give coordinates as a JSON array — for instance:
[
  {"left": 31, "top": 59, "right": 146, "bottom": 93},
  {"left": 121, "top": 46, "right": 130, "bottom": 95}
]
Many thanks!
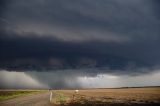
[
  {"left": 52, "top": 91, "right": 69, "bottom": 105},
  {"left": 0, "top": 90, "right": 41, "bottom": 101}
]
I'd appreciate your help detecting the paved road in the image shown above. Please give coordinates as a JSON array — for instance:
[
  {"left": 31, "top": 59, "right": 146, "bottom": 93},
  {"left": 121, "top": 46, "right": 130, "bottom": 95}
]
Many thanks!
[{"left": 0, "top": 92, "right": 52, "bottom": 106}]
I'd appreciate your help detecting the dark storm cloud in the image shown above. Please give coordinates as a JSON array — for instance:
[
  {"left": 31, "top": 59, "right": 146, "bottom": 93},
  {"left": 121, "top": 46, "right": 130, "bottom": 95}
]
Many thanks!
[
  {"left": 0, "top": 0, "right": 160, "bottom": 75},
  {"left": 0, "top": 30, "right": 134, "bottom": 71},
  {"left": 0, "top": 29, "right": 159, "bottom": 74}
]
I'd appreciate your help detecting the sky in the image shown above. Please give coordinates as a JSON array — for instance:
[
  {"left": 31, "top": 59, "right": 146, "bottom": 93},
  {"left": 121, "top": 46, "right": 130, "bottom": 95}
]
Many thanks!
[{"left": 0, "top": 0, "right": 160, "bottom": 89}]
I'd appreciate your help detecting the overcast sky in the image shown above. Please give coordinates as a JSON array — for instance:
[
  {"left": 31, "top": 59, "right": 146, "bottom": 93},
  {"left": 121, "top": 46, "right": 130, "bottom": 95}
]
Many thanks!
[{"left": 0, "top": 0, "right": 160, "bottom": 89}]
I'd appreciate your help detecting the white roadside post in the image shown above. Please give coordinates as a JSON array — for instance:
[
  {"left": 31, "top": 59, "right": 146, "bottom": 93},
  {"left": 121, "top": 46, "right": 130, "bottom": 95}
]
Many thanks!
[
  {"left": 50, "top": 91, "right": 52, "bottom": 102},
  {"left": 75, "top": 90, "right": 79, "bottom": 94}
]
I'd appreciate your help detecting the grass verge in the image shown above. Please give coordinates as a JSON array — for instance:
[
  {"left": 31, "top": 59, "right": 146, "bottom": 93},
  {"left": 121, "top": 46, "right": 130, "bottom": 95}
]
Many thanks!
[{"left": 52, "top": 91, "right": 70, "bottom": 105}]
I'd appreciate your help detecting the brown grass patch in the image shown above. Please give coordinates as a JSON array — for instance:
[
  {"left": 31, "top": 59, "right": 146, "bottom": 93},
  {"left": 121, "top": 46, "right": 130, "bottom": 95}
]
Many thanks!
[{"left": 52, "top": 87, "right": 160, "bottom": 106}]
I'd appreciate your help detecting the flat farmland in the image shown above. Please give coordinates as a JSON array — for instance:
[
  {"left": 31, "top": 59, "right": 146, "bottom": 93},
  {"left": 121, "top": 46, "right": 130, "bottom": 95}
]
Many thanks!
[
  {"left": 0, "top": 87, "right": 159, "bottom": 106},
  {"left": 52, "top": 87, "right": 160, "bottom": 106}
]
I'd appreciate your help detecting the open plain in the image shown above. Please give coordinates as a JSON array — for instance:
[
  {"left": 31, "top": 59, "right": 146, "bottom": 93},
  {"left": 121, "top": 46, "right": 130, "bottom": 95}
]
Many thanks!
[{"left": 52, "top": 87, "right": 160, "bottom": 106}]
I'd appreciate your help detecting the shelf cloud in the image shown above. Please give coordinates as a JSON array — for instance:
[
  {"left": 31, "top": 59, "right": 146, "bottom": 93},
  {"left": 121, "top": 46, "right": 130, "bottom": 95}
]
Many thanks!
[{"left": 0, "top": 0, "right": 160, "bottom": 88}]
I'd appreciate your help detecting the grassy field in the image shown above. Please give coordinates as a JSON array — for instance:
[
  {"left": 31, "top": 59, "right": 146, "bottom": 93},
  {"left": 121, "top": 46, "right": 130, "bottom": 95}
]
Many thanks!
[
  {"left": 51, "top": 87, "right": 160, "bottom": 106},
  {"left": 0, "top": 90, "right": 41, "bottom": 101}
]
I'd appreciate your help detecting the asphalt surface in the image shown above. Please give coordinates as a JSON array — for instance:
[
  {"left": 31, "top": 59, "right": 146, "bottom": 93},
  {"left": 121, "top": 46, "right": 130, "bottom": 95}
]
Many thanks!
[{"left": 0, "top": 92, "right": 52, "bottom": 106}]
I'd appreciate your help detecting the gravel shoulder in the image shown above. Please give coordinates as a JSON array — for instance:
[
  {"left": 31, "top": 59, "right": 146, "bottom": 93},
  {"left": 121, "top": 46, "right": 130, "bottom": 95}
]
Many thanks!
[{"left": 0, "top": 91, "right": 52, "bottom": 106}]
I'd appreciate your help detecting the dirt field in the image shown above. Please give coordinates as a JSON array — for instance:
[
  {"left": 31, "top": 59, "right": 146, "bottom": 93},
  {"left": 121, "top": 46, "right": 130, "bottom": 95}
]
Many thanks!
[{"left": 52, "top": 87, "right": 160, "bottom": 106}]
